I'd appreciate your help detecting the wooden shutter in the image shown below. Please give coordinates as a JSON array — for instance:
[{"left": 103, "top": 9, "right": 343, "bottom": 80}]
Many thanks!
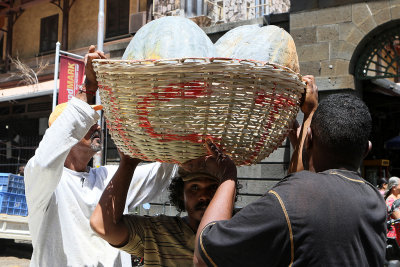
[
  {"left": 106, "top": 0, "right": 130, "bottom": 38},
  {"left": 39, "top": 14, "right": 59, "bottom": 53}
]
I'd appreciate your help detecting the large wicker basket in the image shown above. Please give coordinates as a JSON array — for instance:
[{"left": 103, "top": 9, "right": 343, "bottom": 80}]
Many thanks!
[{"left": 92, "top": 58, "right": 305, "bottom": 165}]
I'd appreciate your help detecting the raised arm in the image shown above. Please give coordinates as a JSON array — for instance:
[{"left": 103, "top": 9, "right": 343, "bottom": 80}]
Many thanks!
[
  {"left": 24, "top": 45, "right": 106, "bottom": 239},
  {"left": 288, "top": 75, "right": 318, "bottom": 174},
  {"left": 90, "top": 152, "right": 141, "bottom": 246}
]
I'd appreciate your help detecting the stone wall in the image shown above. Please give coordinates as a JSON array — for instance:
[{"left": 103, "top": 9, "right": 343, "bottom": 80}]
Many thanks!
[{"left": 290, "top": 0, "right": 400, "bottom": 91}]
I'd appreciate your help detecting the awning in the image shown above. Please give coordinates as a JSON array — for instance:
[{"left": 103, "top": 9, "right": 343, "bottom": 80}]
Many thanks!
[{"left": 0, "top": 80, "right": 57, "bottom": 103}]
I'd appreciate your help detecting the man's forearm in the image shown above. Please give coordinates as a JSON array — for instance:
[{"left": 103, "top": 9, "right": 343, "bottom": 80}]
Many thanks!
[
  {"left": 91, "top": 159, "right": 140, "bottom": 245},
  {"left": 288, "top": 111, "right": 314, "bottom": 174},
  {"left": 288, "top": 75, "right": 318, "bottom": 174},
  {"left": 194, "top": 179, "right": 236, "bottom": 266}
]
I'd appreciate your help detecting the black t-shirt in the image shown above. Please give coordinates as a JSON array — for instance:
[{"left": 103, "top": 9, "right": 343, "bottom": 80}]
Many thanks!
[{"left": 199, "top": 169, "right": 386, "bottom": 267}]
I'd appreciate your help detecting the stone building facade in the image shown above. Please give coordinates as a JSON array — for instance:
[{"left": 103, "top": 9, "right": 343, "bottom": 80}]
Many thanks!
[
  {"left": 291, "top": 0, "right": 400, "bottom": 91},
  {"left": 290, "top": 0, "right": 400, "bottom": 183}
]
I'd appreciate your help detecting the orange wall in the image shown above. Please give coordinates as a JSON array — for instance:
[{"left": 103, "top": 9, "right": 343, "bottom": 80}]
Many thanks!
[
  {"left": 69, "top": 0, "right": 98, "bottom": 50},
  {"left": 11, "top": 0, "right": 99, "bottom": 58}
]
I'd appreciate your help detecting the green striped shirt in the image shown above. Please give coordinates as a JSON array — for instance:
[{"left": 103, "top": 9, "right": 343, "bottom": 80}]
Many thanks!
[{"left": 120, "top": 215, "right": 195, "bottom": 267}]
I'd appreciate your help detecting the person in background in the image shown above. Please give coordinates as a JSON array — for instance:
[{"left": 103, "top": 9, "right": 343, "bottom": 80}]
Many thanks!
[
  {"left": 193, "top": 77, "right": 387, "bottom": 266},
  {"left": 385, "top": 176, "right": 400, "bottom": 247},
  {"left": 378, "top": 177, "right": 388, "bottom": 196},
  {"left": 24, "top": 46, "right": 177, "bottom": 267},
  {"left": 17, "top": 164, "right": 25, "bottom": 176},
  {"left": 90, "top": 141, "right": 240, "bottom": 267}
]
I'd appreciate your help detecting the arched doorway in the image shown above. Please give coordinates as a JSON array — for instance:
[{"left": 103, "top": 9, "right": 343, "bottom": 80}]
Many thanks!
[{"left": 351, "top": 20, "right": 400, "bottom": 182}]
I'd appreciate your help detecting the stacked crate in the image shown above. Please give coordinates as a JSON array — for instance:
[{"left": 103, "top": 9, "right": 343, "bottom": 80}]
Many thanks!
[{"left": 0, "top": 173, "right": 28, "bottom": 216}]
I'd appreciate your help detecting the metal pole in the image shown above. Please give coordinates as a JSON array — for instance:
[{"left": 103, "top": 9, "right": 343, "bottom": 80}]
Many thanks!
[
  {"left": 93, "top": 0, "right": 105, "bottom": 168},
  {"left": 96, "top": 0, "right": 104, "bottom": 108},
  {"left": 52, "top": 42, "right": 61, "bottom": 111},
  {"left": 59, "top": 50, "right": 84, "bottom": 59},
  {"left": 97, "top": 0, "right": 104, "bottom": 52}
]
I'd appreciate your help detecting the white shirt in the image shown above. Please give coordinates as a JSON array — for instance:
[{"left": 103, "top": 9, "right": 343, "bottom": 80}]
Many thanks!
[{"left": 25, "top": 98, "right": 177, "bottom": 267}]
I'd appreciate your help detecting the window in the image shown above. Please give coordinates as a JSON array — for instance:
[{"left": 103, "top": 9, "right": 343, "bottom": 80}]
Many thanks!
[
  {"left": 39, "top": 14, "right": 58, "bottom": 54},
  {"left": 106, "top": 0, "right": 130, "bottom": 39}
]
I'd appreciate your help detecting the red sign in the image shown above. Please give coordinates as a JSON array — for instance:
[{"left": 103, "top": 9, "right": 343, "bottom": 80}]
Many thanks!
[{"left": 58, "top": 55, "right": 85, "bottom": 104}]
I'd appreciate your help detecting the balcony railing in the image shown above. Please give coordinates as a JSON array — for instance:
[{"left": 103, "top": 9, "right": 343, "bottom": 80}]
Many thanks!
[{"left": 151, "top": 0, "right": 288, "bottom": 25}]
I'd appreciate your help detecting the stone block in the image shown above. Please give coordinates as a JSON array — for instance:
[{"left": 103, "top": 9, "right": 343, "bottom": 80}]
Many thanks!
[
  {"left": 238, "top": 179, "right": 279, "bottom": 195},
  {"left": 317, "top": 24, "right": 339, "bottom": 42},
  {"left": 320, "top": 59, "right": 351, "bottom": 76},
  {"left": 390, "top": 0, "right": 400, "bottom": 6},
  {"left": 358, "top": 16, "right": 378, "bottom": 34},
  {"left": 374, "top": 7, "right": 391, "bottom": 25},
  {"left": 315, "top": 75, "right": 355, "bottom": 91},
  {"left": 339, "top": 22, "right": 365, "bottom": 46},
  {"left": 238, "top": 165, "right": 261, "bottom": 178},
  {"left": 236, "top": 195, "right": 261, "bottom": 208},
  {"left": 291, "top": 27, "right": 317, "bottom": 46},
  {"left": 367, "top": 1, "right": 390, "bottom": 15},
  {"left": 238, "top": 163, "right": 288, "bottom": 179},
  {"left": 290, "top": 12, "right": 316, "bottom": 29},
  {"left": 352, "top": 3, "right": 373, "bottom": 26},
  {"left": 260, "top": 147, "right": 290, "bottom": 164},
  {"left": 352, "top": 3, "right": 378, "bottom": 34},
  {"left": 262, "top": 164, "right": 289, "bottom": 178},
  {"left": 299, "top": 61, "right": 321, "bottom": 76},
  {"left": 390, "top": 1, "right": 400, "bottom": 19},
  {"left": 297, "top": 43, "right": 330, "bottom": 62},
  {"left": 314, "top": 5, "right": 352, "bottom": 26},
  {"left": 330, "top": 40, "right": 356, "bottom": 60}
]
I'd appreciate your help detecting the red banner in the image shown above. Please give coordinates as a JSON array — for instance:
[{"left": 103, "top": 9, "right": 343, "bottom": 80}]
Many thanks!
[{"left": 58, "top": 55, "right": 85, "bottom": 104}]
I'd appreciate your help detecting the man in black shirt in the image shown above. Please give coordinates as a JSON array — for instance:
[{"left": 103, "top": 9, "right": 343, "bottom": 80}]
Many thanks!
[{"left": 192, "top": 76, "right": 387, "bottom": 266}]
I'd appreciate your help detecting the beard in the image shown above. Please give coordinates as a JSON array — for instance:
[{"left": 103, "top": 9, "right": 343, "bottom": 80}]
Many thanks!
[
  {"left": 194, "top": 200, "right": 210, "bottom": 212},
  {"left": 90, "top": 130, "right": 103, "bottom": 152}
]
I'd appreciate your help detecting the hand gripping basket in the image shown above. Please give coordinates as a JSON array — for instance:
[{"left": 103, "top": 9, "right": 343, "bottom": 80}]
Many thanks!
[{"left": 92, "top": 58, "right": 305, "bottom": 166}]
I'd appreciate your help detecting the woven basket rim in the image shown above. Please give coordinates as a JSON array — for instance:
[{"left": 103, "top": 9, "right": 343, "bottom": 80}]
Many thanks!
[{"left": 92, "top": 57, "right": 304, "bottom": 82}]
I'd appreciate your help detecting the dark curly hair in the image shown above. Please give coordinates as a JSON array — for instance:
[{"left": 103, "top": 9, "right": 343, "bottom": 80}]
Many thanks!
[
  {"left": 168, "top": 175, "right": 242, "bottom": 212},
  {"left": 311, "top": 93, "right": 372, "bottom": 164}
]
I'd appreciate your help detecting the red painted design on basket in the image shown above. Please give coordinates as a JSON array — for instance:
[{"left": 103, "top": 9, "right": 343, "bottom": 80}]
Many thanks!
[
  {"left": 244, "top": 85, "right": 297, "bottom": 164},
  {"left": 137, "top": 81, "right": 214, "bottom": 143},
  {"left": 101, "top": 84, "right": 151, "bottom": 161}
]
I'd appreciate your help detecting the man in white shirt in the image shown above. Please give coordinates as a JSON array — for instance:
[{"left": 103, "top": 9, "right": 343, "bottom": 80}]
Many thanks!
[{"left": 24, "top": 46, "right": 176, "bottom": 267}]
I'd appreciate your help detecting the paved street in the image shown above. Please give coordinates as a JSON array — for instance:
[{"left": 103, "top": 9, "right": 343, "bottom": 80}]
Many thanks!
[{"left": 0, "top": 239, "right": 31, "bottom": 267}]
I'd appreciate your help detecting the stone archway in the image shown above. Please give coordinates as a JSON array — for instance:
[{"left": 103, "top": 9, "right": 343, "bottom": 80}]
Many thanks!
[
  {"left": 290, "top": 1, "right": 400, "bottom": 91},
  {"left": 350, "top": 19, "right": 400, "bottom": 179}
]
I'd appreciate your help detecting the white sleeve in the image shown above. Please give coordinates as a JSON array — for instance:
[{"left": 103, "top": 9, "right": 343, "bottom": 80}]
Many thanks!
[
  {"left": 24, "top": 98, "right": 99, "bottom": 231},
  {"left": 124, "top": 162, "right": 178, "bottom": 211}
]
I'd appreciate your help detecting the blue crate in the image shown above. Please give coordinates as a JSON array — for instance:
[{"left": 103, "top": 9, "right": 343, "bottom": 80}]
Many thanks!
[
  {"left": 7, "top": 174, "right": 25, "bottom": 195},
  {"left": 0, "top": 192, "right": 28, "bottom": 216},
  {"left": 0, "top": 173, "right": 9, "bottom": 192}
]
